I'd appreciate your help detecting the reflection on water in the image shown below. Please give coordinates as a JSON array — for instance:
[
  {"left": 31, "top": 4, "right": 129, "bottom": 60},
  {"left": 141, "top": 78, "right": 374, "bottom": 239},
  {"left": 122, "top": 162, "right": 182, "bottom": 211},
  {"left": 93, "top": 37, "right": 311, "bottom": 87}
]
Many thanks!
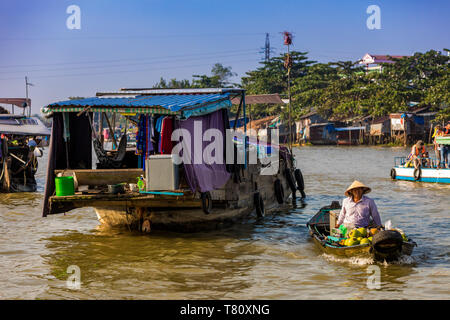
[{"left": 0, "top": 146, "right": 449, "bottom": 299}]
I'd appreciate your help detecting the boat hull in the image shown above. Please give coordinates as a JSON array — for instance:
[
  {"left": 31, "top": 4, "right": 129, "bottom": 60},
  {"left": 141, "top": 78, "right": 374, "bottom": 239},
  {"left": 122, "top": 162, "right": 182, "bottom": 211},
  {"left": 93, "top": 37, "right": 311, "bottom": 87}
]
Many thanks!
[
  {"left": 89, "top": 168, "right": 295, "bottom": 232},
  {"left": 392, "top": 166, "right": 450, "bottom": 184},
  {"left": 95, "top": 202, "right": 288, "bottom": 233},
  {"left": 309, "top": 228, "right": 416, "bottom": 262}
]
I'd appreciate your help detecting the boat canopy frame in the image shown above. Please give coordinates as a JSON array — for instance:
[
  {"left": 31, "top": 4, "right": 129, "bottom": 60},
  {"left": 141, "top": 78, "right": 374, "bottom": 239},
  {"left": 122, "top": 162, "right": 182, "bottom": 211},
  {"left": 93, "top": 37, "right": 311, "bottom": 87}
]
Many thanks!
[{"left": 42, "top": 88, "right": 244, "bottom": 119}]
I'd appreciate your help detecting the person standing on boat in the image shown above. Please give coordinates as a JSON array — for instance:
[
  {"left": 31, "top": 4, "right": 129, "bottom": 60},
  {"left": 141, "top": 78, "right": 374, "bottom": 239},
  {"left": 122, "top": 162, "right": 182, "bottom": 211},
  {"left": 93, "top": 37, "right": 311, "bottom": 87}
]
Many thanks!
[
  {"left": 440, "top": 122, "right": 449, "bottom": 168},
  {"left": 408, "top": 140, "right": 427, "bottom": 169},
  {"left": 336, "top": 180, "right": 382, "bottom": 230},
  {"left": 433, "top": 125, "right": 443, "bottom": 168}
]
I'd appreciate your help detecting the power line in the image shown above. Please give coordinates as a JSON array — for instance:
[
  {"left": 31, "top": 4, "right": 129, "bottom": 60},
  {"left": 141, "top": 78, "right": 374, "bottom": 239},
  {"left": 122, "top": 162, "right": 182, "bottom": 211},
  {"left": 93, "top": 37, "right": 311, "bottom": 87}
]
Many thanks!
[
  {"left": 0, "top": 50, "right": 260, "bottom": 75},
  {"left": 0, "top": 32, "right": 266, "bottom": 42},
  {"left": 0, "top": 48, "right": 259, "bottom": 69},
  {"left": 0, "top": 57, "right": 260, "bottom": 81}
]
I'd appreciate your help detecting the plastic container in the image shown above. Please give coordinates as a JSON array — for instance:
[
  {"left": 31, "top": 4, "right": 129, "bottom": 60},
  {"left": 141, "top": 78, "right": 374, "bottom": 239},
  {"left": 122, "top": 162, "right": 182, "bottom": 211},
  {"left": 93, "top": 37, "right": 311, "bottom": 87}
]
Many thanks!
[
  {"left": 330, "top": 228, "right": 343, "bottom": 238},
  {"left": 55, "top": 176, "right": 75, "bottom": 196},
  {"left": 339, "top": 225, "right": 348, "bottom": 238},
  {"left": 107, "top": 184, "right": 125, "bottom": 194}
]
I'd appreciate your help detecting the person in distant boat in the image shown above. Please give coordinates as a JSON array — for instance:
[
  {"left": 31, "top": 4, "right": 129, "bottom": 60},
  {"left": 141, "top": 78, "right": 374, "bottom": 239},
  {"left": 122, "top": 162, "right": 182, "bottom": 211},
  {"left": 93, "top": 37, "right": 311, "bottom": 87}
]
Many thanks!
[
  {"left": 433, "top": 126, "right": 444, "bottom": 168},
  {"left": 26, "top": 140, "right": 42, "bottom": 173},
  {"left": 441, "top": 122, "right": 449, "bottom": 168},
  {"left": 408, "top": 140, "right": 427, "bottom": 169},
  {"left": 336, "top": 180, "right": 382, "bottom": 230}
]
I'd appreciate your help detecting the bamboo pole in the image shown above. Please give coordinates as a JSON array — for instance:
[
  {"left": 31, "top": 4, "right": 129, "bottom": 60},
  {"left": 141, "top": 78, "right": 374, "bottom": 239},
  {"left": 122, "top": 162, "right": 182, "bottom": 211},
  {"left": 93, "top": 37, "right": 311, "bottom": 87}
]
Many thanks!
[
  {"left": 112, "top": 113, "right": 116, "bottom": 150},
  {"left": 99, "top": 113, "right": 104, "bottom": 144},
  {"left": 233, "top": 97, "right": 243, "bottom": 130},
  {"left": 428, "top": 123, "right": 433, "bottom": 144}
]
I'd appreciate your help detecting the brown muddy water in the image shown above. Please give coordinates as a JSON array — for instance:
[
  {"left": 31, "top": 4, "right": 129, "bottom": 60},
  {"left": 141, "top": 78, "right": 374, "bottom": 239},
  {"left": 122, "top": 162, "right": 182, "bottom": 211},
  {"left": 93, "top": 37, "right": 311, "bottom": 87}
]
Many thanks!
[{"left": 0, "top": 146, "right": 449, "bottom": 299}]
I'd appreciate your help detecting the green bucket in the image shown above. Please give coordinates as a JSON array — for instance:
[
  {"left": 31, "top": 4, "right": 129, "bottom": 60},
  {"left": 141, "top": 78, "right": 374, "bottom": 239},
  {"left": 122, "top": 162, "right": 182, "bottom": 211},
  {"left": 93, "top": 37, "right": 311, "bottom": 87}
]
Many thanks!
[{"left": 55, "top": 176, "right": 75, "bottom": 196}]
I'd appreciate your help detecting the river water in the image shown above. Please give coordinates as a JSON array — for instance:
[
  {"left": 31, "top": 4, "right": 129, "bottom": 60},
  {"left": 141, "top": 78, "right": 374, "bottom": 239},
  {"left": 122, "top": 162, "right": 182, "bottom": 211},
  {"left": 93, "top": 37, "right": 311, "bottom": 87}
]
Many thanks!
[{"left": 0, "top": 146, "right": 449, "bottom": 299}]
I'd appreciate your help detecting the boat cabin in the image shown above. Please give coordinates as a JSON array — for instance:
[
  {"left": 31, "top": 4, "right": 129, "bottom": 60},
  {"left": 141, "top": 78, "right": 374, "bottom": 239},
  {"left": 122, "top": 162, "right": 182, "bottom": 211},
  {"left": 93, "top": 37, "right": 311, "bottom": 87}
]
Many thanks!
[{"left": 41, "top": 88, "right": 268, "bottom": 217}]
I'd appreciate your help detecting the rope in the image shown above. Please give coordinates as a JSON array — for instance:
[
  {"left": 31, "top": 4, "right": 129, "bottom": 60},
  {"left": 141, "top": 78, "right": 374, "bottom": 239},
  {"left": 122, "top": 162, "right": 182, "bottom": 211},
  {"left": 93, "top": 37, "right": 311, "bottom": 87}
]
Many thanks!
[
  {"left": 124, "top": 200, "right": 132, "bottom": 232},
  {"left": 0, "top": 161, "right": 4, "bottom": 181}
]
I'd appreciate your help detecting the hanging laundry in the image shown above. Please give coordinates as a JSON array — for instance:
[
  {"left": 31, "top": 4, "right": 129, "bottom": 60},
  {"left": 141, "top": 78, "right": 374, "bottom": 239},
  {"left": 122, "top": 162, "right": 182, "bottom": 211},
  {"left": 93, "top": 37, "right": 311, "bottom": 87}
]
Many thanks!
[
  {"left": 135, "top": 115, "right": 146, "bottom": 156},
  {"left": 145, "top": 116, "right": 154, "bottom": 157},
  {"left": 135, "top": 115, "right": 154, "bottom": 170},
  {"left": 151, "top": 116, "right": 160, "bottom": 152},
  {"left": 155, "top": 116, "right": 164, "bottom": 133},
  {"left": 157, "top": 116, "right": 166, "bottom": 153},
  {"left": 160, "top": 117, "right": 174, "bottom": 154}
]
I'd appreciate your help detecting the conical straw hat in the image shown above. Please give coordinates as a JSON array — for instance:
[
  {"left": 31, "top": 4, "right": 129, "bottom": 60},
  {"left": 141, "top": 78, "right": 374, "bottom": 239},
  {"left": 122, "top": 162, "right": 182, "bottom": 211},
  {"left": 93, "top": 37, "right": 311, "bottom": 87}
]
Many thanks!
[{"left": 345, "top": 180, "right": 371, "bottom": 197}]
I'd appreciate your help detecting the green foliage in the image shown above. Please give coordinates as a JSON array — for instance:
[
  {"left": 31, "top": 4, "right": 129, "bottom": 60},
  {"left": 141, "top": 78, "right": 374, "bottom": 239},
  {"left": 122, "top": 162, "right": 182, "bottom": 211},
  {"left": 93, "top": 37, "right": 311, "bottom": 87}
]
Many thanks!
[
  {"left": 153, "top": 77, "right": 191, "bottom": 89},
  {"left": 153, "top": 63, "right": 237, "bottom": 89},
  {"left": 151, "top": 50, "right": 449, "bottom": 123},
  {"left": 241, "top": 51, "right": 315, "bottom": 94},
  {"left": 289, "top": 50, "right": 449, "bottom": 121}
]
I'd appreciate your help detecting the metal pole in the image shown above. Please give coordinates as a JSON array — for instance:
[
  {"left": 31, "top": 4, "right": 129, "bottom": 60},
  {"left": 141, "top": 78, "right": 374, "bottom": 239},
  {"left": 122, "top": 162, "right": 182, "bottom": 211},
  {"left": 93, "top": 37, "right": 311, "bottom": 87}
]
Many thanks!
[
  {"left": 24, "top": 77, "right": 28, "bottom": 116},
  {"left": 243, "top": 91, "right": 247, "bottom": 169}
]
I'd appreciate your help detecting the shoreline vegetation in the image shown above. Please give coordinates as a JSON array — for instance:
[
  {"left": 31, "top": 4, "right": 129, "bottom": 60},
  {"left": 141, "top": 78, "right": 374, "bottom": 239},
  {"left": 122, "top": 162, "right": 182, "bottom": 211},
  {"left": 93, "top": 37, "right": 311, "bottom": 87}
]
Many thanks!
[
  {"left": 46, "top": 50, "right": 448, "bottom": 147},
  {"left": 151, "top": 49, "right": 449, "bottom": 125},
  {"left": 148, "top": 49, "right": 448, "bottom": 147}
]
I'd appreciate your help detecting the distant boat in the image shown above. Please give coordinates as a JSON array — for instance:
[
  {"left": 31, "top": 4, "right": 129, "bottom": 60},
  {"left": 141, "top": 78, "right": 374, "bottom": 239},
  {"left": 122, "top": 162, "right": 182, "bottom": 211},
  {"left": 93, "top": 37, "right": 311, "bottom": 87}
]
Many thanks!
[
  {"left": 0, "top": 100, "right": 51, "bottom": 192},
  {"left": 390, "top": 157, "right": 450, "bottom": 184}
]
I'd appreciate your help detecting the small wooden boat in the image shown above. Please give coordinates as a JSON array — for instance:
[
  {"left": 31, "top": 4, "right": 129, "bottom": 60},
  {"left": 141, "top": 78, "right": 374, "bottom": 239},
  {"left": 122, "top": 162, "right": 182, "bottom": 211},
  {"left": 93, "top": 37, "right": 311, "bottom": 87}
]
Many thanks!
[
  {"left": 307, "top": 202, "right": 416, "bottom": 262},
  {"left": 390, "top": 157, "right": 450, "bottom": 184}
]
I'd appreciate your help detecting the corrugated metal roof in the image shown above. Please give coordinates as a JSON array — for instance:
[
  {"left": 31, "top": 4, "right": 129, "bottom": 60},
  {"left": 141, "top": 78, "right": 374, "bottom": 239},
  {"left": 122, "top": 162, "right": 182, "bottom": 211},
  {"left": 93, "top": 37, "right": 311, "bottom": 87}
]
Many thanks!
[
  {"left": 231, "top": 94, "right": 283, "bottom": 105},
  {"left": 0, "top": 98, "right": 31, "bottom": 108},
  {"left": 43, "top": 92, "right": 234, "bottom": 118},
  {"left": 116, "top": 88, "right": 243, "bottom": 95}
]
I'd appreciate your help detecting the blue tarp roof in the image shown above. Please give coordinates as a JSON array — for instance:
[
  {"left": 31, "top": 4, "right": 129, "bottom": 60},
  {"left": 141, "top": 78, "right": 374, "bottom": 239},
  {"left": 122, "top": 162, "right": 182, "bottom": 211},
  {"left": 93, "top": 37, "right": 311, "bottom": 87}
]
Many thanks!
[
  {"left": 43, "top": 92, "right": 235, "bottom": 119},
  {"left": 334, "top": 126, "right": 365, "bottom": 131},
  {"left": 229, "top": 117, "right": 249, "bottom": 128}
]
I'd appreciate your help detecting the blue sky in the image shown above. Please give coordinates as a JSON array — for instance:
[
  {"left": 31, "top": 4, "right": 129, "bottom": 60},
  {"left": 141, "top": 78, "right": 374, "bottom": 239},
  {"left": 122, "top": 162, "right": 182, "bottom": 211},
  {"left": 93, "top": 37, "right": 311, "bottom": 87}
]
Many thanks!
[{"left": 0, "top": 0, "right": 448, "bottom": 113}]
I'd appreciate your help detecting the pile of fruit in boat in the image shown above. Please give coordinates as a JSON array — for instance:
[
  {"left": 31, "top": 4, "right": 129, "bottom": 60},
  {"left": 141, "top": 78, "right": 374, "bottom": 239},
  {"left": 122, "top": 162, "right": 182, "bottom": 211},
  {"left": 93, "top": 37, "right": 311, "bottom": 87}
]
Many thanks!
[{"left": 329, "top": 226, "right": 408, "bottom": 247}]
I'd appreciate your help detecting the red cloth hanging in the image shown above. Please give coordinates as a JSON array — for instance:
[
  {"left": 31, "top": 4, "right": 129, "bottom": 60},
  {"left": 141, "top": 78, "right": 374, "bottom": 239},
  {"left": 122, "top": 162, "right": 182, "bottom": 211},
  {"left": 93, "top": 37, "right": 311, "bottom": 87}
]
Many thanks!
[{"left": 160, "top": 117, "right": 173, "bottom": 154}]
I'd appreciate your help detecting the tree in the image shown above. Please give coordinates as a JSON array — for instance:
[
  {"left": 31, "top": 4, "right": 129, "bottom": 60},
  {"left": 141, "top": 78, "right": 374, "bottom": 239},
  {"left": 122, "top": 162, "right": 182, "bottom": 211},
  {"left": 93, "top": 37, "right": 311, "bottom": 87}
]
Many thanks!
[
  {"left": 153, "top": 77, "right": 192, "bottom": 89},
  {"left": 192, "top": 63, "right": 236, "bottom": 88},
  {"left": 152, "top": 63, "right": 237, "bottom": 89},
  {"left": 241, "top": 51, "right": 315, "bottom": 95}
]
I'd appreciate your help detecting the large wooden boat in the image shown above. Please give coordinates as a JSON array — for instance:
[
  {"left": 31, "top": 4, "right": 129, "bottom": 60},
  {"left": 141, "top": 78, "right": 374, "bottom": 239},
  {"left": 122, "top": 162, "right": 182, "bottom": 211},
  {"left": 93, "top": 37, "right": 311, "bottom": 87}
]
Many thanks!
[
  {"left": 0, "top": 98, "right": 51, "bottom": 192},
  {"left": 42, "top": 88, "right": 305, "bottom": 232}
]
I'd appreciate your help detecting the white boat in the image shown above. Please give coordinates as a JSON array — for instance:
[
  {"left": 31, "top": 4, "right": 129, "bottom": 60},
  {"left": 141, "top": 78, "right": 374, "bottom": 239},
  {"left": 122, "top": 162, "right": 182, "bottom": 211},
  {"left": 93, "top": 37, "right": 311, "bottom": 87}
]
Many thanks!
[
  {"left": 390, "top": 157, "right": 450, "bottom": 184},
  {"left": 0, "top": 98, "right": 51, "bottom": 192}
]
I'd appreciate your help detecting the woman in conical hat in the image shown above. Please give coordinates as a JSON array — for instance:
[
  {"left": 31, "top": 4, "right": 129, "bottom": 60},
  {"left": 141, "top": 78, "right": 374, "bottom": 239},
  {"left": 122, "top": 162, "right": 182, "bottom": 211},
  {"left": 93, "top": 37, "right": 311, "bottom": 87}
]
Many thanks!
[{"left": 336, "top": 180, "right": 382, "bottom": 229}]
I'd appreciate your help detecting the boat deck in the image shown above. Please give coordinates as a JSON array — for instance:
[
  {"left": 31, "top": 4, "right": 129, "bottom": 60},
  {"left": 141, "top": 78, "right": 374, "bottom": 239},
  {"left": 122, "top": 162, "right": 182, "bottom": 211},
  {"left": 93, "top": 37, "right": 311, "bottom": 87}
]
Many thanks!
[{"left": 49, "top": 190, "right": 202, "bottom": 210}]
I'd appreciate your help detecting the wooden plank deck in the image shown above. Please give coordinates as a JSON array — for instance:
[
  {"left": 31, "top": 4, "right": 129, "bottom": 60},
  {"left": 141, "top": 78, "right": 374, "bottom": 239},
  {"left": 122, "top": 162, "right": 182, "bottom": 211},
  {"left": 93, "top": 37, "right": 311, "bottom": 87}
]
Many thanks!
[
  {"left": 49, "top": 190, "right": 201, "bottom": 209},
  {"left": 55, "top": 169, "right": 144, "bottom": 186}
]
